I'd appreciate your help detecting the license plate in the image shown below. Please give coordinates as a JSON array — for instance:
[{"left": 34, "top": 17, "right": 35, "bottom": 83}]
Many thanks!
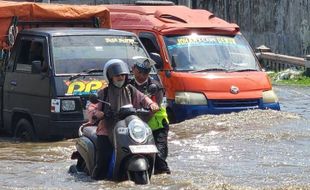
[{"left": 129, "top": 145, "right": 158, "bottom": 154}]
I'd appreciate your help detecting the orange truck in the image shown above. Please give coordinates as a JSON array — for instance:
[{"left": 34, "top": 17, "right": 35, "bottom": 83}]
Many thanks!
[{"left": 105, "top": 2, "right": 280, "bottom": 123}]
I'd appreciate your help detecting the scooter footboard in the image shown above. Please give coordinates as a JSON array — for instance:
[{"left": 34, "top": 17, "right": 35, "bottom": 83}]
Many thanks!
[{"left": 76, "top": 136, "right": 96, "bottom": 174}]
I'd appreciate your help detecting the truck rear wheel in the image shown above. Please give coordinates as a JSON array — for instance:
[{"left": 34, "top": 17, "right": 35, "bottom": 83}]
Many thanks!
[{"left": 15, "top": 119, "right": 37, "bottom": 141}]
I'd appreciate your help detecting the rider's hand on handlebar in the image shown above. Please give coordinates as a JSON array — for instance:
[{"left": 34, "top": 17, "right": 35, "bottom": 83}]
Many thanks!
[
  {"left": 94, "top": 111, "right": 104, "bottom": 120},
  {"left": 149, "top": 102, "right": 159, "bottom": 113}
]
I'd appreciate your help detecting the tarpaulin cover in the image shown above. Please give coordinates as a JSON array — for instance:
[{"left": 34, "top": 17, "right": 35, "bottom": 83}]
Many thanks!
[{"left": 0, "top": 1, "right": 111, "bottom": 49}]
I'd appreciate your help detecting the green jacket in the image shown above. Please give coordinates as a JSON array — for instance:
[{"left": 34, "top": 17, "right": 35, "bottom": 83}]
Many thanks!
[{"left": 148, "top": 107, "right": 169, "bottom": 131}]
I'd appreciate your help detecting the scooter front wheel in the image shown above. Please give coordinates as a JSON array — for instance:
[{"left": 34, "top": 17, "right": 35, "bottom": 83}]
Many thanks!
[{"left": 128, "top": 170, "right": 150, "bottom": 185}]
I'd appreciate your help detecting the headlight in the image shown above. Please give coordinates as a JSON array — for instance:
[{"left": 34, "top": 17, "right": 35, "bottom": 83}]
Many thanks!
[
  {"left": 128, "top": 118, "right": 147, "bottom": 143},
  {"left": 175, "top": 92, "right": 207, "bottom": 105},
  {"left": 61, "top": 99, "right": 76, "bottom": 111},
  {"left": 262, "top": 89, "right": 279, "bottom": 103}
]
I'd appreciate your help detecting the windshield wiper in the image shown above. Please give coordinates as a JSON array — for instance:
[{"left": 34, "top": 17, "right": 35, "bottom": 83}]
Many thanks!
[
  {"left": 69, "top": 68, "right": 103, "bottom": 81},
  {"left": 190, "top": 68, "right": 227, "bottom": 73},
  {"left": 231, "top": 68, "right": 258, "bottom": 72}
]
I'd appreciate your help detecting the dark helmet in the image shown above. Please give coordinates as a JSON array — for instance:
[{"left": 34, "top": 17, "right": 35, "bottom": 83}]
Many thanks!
[{"left": 104, "top": 59, "right": 130, "bottom": 82}]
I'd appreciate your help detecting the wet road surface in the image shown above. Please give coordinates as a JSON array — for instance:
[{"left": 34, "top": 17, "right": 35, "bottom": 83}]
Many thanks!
[{"left": 0, "top": 85, "right": 309, "bottom": 190}]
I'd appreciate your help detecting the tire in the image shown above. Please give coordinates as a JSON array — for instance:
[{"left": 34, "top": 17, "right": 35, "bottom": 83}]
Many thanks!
[
  {"left": 14, "top": 119, "right": 37, "bottom": 142},
  {"left": 76, "top": 157, "right": 88, "bottom": 174},
  {"left": 128, "top": 170, "right": 150, "bottom": 185}
]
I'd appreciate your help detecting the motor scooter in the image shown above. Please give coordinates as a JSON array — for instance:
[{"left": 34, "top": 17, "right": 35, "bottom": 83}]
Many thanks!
[{"left": 69, "top": 88, "right": 158, "bottom": 184}]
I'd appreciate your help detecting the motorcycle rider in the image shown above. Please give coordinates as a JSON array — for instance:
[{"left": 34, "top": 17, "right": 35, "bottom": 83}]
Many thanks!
[
  {"left": 129, "top": 58, "right": 171, "bottom": 175},
  {"left": 90, "top": 59, "right": 159, "bottom": 180}
]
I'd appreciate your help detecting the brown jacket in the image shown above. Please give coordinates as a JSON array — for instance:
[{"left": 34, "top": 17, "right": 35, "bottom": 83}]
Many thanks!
[{"left": 89, "top": 84, "right": 156, "bottom": 136}]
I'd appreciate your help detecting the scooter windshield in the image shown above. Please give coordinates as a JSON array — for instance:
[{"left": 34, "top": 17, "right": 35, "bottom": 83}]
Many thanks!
[
  {"left": 164, "top": 34, "right": 260, "bottom": 72},
  {"left": 52, "top": 35, "right": 149, "bottom": 75}
]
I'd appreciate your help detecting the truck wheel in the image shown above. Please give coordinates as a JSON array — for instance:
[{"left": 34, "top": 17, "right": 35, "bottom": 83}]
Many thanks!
[
  {"left": 128, "top": 170, "right": 150, "bottom": 185},
  {"left": 15, "top": 119, "right": 37, "bottom": 141}
]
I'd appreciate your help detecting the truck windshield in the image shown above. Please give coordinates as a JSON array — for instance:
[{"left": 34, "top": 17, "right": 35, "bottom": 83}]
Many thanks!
[
  {"left": 52, "top": 35, "right": 149, "bottom": 74},
  {"left": 164, "top": 34, "right": 259, "bottom": 72}
]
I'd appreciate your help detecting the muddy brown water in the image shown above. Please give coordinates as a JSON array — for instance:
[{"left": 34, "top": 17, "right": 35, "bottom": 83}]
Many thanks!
[{"left": 0, "top": 85, "right": 309, "bottom": 190}]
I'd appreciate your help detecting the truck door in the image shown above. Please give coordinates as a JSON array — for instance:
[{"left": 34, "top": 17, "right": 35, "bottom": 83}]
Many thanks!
[
  {"left": 139, "top": 32, "right": 163, "bottom": 66},
  {"left": 3, "top": 36, "right": 50, "bottom": 133},
  {"left": 138, "top": 32, "right": 175, "bottom": 96}
]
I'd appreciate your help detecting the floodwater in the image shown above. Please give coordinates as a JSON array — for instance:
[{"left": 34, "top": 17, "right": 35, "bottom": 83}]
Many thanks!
[{"left": 0, "top": 85, "right": 309, "bottom": 190}]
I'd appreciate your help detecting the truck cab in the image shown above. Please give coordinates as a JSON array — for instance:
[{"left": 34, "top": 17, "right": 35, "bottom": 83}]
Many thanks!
[
  {"left": 105, "top": 3, "right": 280, "bottom": 123},
  {"left": 0, "top": 28, "right": 152, "bottom": 140}
]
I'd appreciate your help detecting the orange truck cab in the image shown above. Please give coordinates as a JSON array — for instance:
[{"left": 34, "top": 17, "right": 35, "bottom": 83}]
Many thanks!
[{"left": 106, "top": 3, "right": 280, "bottom": 123}]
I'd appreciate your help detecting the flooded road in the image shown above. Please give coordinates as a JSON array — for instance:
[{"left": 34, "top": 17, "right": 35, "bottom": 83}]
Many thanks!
[{"left": 0, "top": 85, "right": 309, "bottom": 190}]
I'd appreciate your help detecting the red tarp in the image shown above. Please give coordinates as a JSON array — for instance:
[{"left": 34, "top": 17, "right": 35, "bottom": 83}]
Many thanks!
[{"left": 0, "top": 1, "right": 111, "bottom": 49}]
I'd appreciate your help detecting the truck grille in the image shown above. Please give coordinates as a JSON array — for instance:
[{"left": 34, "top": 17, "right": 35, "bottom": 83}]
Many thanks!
[{"left": 212, "top": 99, "right": 260, "bottom": 108}]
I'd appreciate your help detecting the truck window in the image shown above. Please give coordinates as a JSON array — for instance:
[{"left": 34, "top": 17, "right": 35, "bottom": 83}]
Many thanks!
[
  {"left": 15, "top": 40, "right": 46, "bottom": 73},
  {"left": 139, "top": 32, "right": 161, "bottom": 53},
  {"left": 164, "top": 34, "right": 259, "bottom": 71},
  {"left": 15, "top": 39, "right": 32, "bottom": 72},
  {"left": 52, "top": 35, "right": 149, "bottom": 74},
  {"left": 139, "top": 32, "right": 164, "bottom": 69},
  {"left": 139, "top": 33, "right": 160, "bottom": 53}
]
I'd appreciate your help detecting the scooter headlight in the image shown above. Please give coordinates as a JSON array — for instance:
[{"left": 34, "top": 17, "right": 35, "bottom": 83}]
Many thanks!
[{"left": 128, "top": 118, "right": 147, "bottom": 143}]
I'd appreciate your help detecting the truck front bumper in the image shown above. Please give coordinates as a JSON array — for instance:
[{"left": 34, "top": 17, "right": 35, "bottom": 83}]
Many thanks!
[{"left": 169, "top": 99, "right": 280, "bottom": 123}]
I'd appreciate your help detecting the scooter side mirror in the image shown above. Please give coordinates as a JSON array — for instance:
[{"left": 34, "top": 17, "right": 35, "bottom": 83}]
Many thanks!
[
  {"left": 147, "top": 83, "right": 158, "bottom": 96},
  {"left": 89, "top": 93, "right": 112, "bottom": 107},
  {"left": 89, "top": 94, "right": 99, "bottom": 104}
]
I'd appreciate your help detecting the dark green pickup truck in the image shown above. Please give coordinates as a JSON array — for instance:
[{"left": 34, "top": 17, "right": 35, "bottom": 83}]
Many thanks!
[{"left": 0, "top": 27, "right": 151, "bottom": 141}]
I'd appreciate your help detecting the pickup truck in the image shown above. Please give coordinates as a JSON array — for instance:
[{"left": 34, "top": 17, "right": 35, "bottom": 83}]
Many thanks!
[
  {"left": 0, "top": 2, "right": 158, "bottom": 141},
  {"left": 0, "top": 26, "right": 153, "bottom": 141}
]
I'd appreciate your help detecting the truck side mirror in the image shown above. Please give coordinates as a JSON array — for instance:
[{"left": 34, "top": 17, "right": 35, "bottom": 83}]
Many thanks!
[
  {"left": 149, "top": 52, "right": 163, "bottom": 69},
  {"left": 31, "top": 60, "right": 42, "bottom": 74},
  {"left": 171, "top": 54, "right": 177, "bottom": 68}
]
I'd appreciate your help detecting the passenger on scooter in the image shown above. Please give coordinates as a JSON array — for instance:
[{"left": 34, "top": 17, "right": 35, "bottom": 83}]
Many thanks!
[
  {"left": 130, "top": 58, "right": 171, "bottom": 175},
  {"left": 90, "top": 59, "right": 159, "bottom": 180}
]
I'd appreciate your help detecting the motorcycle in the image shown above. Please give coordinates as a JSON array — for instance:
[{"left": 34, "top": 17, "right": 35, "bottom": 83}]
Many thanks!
[{"left": 69, "top": 85, "right": 159, "bottom": 184}]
